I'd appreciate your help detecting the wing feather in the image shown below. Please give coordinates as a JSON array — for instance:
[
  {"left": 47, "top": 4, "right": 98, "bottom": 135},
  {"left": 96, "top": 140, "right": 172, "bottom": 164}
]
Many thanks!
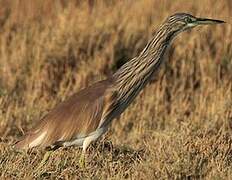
[{"left": 15, "top": 78, "right": 115, "bottom": 149}]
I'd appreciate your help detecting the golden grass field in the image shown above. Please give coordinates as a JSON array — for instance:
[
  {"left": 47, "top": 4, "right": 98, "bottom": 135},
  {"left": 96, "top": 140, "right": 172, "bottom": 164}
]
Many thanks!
[{"left": 0, "top": 0, "right": 231, "bottom": 179}]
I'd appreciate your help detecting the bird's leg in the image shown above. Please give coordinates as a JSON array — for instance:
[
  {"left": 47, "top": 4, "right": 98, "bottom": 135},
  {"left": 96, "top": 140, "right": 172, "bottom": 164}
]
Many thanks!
[
  {"left": 79, "top": 137, "right": 92, "bottom": 168},
  {"left": 79, "top": 151, "right": 85, "bottom": 168},
  {"left": 36, "top": 150, "right": 52, "bottom": 171}
]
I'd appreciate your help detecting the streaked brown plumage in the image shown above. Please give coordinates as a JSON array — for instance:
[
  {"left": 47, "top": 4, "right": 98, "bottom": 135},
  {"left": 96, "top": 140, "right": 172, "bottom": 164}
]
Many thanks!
[{"left": 15, "top": 13, "right": 224, "bottom": 155}]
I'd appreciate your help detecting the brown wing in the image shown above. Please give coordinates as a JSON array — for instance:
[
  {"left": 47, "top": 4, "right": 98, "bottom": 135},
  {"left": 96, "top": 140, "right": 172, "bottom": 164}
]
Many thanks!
[{"left": 15, "top": 78, "right": 115, "bottom": 149}]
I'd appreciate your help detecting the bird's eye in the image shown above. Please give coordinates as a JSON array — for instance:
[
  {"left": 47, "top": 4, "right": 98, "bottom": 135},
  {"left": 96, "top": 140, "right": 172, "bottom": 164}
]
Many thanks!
[{"left": 185, "top": 17, "right": 193, "bottom": 23}]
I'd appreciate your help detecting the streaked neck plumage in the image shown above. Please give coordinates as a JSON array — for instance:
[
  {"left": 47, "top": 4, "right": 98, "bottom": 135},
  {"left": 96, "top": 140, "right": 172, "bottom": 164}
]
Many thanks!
[{"left": 112, "top": 23, "right": 176, "bottom": 105}]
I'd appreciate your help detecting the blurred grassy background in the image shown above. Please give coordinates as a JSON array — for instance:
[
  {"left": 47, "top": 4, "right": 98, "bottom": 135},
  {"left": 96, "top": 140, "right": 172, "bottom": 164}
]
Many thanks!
[{"left": 0, "top": 0, "right": 231, "bottom": 179}]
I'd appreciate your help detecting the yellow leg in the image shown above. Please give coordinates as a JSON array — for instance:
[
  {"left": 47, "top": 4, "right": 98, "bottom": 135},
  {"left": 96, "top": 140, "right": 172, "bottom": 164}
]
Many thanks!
[
  {"left": 36, "top": 151, "right": 52, "bottom": 171},
  {"left": 79, "top": 152, "right": 85, "bottom": 168},
  {"left": 78, "top": 137, "right": 93, "bottom": 168}
]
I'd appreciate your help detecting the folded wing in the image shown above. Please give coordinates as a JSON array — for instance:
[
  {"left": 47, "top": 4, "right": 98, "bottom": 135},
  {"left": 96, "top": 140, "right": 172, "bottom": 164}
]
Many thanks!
[{"left": 15, "top": 78, "right": 115, "bottom": 149}]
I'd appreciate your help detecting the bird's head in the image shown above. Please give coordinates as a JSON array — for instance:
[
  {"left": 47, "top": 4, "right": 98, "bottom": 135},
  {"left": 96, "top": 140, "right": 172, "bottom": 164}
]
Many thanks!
[{"left": 164, "top": 13, "right": 225, "bottom": 36}]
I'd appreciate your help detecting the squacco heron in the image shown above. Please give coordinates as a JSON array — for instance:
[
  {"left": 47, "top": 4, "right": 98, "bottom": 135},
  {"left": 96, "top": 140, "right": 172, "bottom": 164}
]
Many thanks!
[{"left": 15, "top": 13, "right": 224, "bottom": 164}]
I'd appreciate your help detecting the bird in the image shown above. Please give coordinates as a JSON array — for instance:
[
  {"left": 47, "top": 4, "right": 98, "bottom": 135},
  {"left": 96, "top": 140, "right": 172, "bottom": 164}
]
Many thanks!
[{"left": 15, "top": 13, "right": 224, "bottom": 165}]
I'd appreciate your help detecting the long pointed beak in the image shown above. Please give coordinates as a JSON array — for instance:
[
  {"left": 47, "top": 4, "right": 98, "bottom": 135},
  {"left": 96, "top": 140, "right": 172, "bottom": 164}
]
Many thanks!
[{"left": 196, "top": 18, "right": 225, "bottom": 25}]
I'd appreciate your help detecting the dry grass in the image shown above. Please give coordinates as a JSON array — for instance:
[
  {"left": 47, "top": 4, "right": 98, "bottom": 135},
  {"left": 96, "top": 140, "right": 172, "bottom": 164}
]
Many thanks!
[{"left": 0, "top": 0, "right": 231, "bottom": 179}]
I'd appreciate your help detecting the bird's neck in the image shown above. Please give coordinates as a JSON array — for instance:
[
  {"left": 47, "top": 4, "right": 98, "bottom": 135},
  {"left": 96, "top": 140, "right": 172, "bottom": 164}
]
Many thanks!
[{"left": 112, "top": 26, "right": 174, "bottom": 104}]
